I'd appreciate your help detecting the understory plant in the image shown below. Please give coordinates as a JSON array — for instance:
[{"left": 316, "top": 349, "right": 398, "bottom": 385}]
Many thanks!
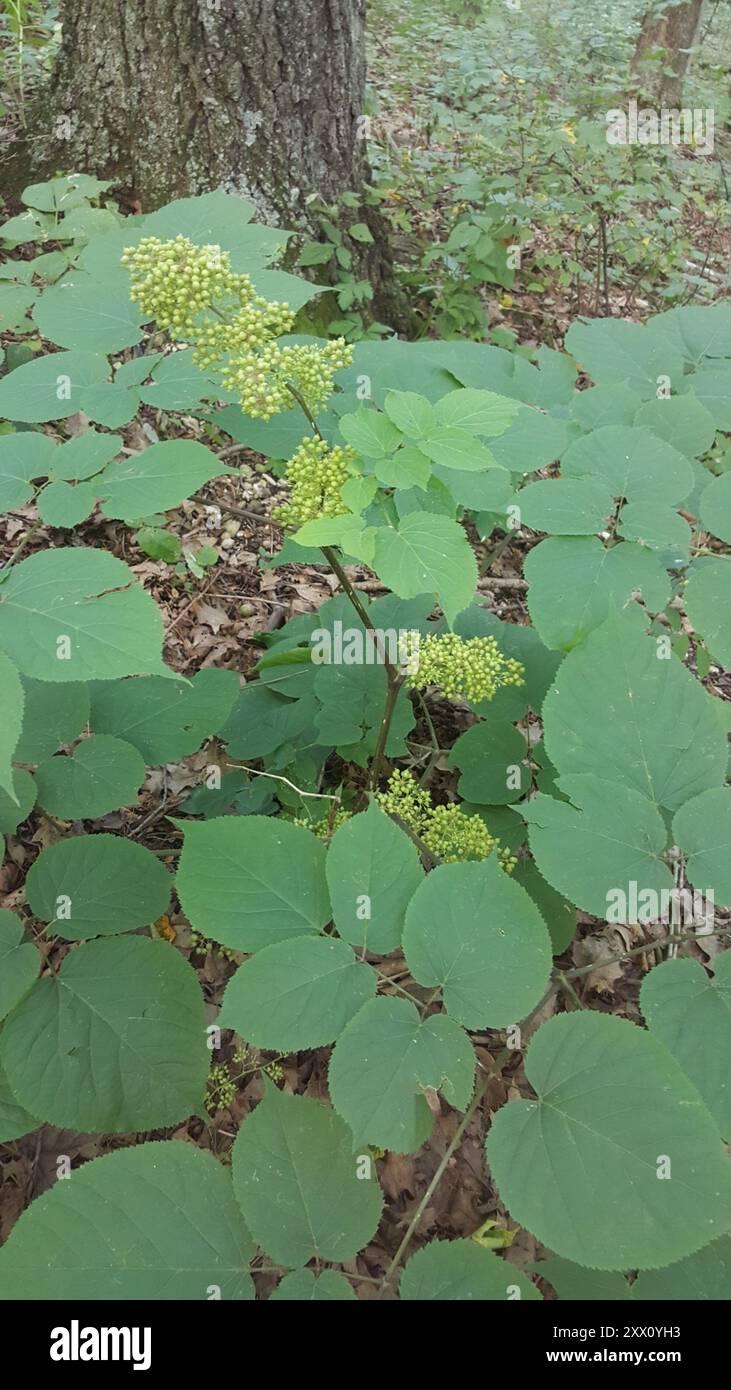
[{"left": 0, "top": 181, "right": 729, "bottom": 1300}]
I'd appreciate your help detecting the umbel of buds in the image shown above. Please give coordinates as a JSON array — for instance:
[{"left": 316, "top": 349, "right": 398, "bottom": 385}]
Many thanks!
[
  {"left": 122, "top": 235, "right": 353, "bottom": 421},
  {"left": 274, "top": 436, "right": 358, "bottom": 527},
  {"left": 402, "top": 631, "right": 525, "bottom": 703},
  {"left": 377, "top": 768, "right": 517, "bottom": 870}
]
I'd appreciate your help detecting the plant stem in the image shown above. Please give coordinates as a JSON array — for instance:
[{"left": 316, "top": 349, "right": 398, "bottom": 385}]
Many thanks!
[
  {"left": 367, "top": 668, "right": 404, "bottom": 791},
  {"left": 561, "top": 926, "right": 730, "bottom": 981}
]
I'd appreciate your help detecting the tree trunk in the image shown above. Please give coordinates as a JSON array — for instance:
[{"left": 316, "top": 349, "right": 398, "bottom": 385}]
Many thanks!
[
  {"left": 631, "top": 0, "right": 705, "bottom": 106},
  {"left": 23, "top": 0, "right": 408, "bottom": 326}
]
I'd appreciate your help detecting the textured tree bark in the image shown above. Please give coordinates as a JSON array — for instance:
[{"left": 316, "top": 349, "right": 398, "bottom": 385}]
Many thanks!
[
  {"left": 631, "top": 0, "right": 705, "bottom": 106},
  {"left": 22, "top": 0, "right": 407, "bottom": 325}
]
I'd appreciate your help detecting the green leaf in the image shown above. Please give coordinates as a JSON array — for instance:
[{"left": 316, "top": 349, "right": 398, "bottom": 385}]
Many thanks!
[
  {"left": 138, "top": 347, "right": 217, "bottom": 411},
  {"left": 521, "top": 775, "right": 673, "bottom": 917},
  {"left": 0, "top": 284, "right": 36, "bottom": 332},
  {"left": 348, "top": 221, "right": 374, "bottom": 244},
  {"left": 486, "top": 1011, "right": 731, "bottom": 1270},
  {"left": 97, "top": 440, "right": 227, "bottom": 522},
  {"left": 89, "top": 668, "right": 239, "bottom": 762},
  {"left": 524, "top": 537, "right": 671, "bottom": 651},
  {"left": 489, "top": 410, "right": 568, "bottom": 471},
  {"left": 436, "top": 463, "right": 512, "bottom": 512},
  {"left": 449, "top": 720, "right": 529, "bottom": 804},
  {"left": 26, "top": 833, "right": 172, "bottom": 939},
  {"left": 419, "top": 427, "right": 498, "bottom": 473},
  {"left": 0, "top": 650, "right": 23, "bottom": 800},
  {"left": 400, "top": 1240, "right": 540, "bottom": 1301},
  {"left": 135, "top": 526, "right": 182, "bottom": 562},
  {"left": 0, "top": 431, "right": 57, "bottom": 511},
  {"left": 271, "top": 1270, "right": 356, "bottom": 1301},
  {"left": 325, "top": 801, "right": 424, "bottom": 953},
  {"left": 374, "top": 444, "right": 432, "bottom": 490},
  {"left": 641, "top": 954, "right": 731, "bottom": 1138},
  {"left": 51, "top": 429, "right": 122, "bottom": 481},
  {"left": 513, "top": 859, "right": 577, "bottom": 955},
  {"left": 373, "top": 512, "right": 476, "bottom": 626},
  {"left": 384, "top": 390, "right": 436, "bottom": 438},
  {"left": 174, "top": 816, "right": 331, "bottom": 952},
  {"left": 34, "top": 734, "right": 145, "bottom": 818},
  {"left": 339, "top": 407, "right": 403, "bottom": 458},
  {"left": 433, "top": 387, "right": 522, "bottom": 436},
  {"left": 561, "top": 425, "right": 694, "bottom": 505},
  {"left": 329, "top": 996, "right": 475, "bottom": 1152},
  {"left": 0, "top": 1142, "right": 255, "bottom": 1299},
  {"left": 403, "top": 860, "right": 552, "bottom": 1028},
  {"left": 0, "top": 350, "right": 109, "bottom": 422},
  {"left": 633, "top": 1238, "right": 731, "bottom": 1300},
  {"left": 618, "top": 500, "right": 691, "bottom": 557},
  {"left": 518, "top": 477, "right": 614, "bottom": 535},
  {"left": 534, "top": 1258, "right": 633, "bottom": 1301},
  {"left": 634, "top": 395, "right": 716, "bottom": 459},
  {"left": 0, "top": 910, "right": 37, "bottom": 1021},
  {"left": 0, "top": 548, "right": 168, "bottom": 681},
  {"left": 32, "top": 280, "right": 144, "bottom": 352},
  {"left": 689, "top": 368, "right": 731, "bottom": 430},
  {"left": 541, "top": 610, "right": 727, "bottom": 810},
  {"left": 232, "top": 1083, "right": 383, "bottom": 1266},
  {"left": 15, "top": 676, "right": 89, "bottom": 762},
  {"left": 699, "top": 471, "right": 731, "bottom": 543},
  {"left": 218, "top": 682, "right": 317, "bottom": 760},
  {"left": 220, "top": 936, "right": 376, "bottom": 1050},
  {"left": 673, "top": 786, "right": 731, "bottom": 908},
  {"left": 0, "top": 1054, "right": 39, "bottom": 1142},
  {"left": 37, "top": 479, "right": 97, "bottom": 528},
  {"left": 684, "top": 558, "right": 731, "bottom": 666},
  {"left": 0, "top": 936, "right": 208, "bottom": 1132},
  {"left": 0, "top": 768, "right": 36, "bottom": 832},
  {"left": 565, "top": 317, "right": 684, "bottom": 396},
  {"left": 571, "top": 382, "right": 642, "bottom": 432},
  {"left": 80, "top": 382, "right": 140, "bottom": 428}
]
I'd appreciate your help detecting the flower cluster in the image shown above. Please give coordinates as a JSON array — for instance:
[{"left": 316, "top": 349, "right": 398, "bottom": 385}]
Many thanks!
[
  {"left": 402, "top": 631, "right": 524, "bottom": 703},
  {"left": 275, "top": 436, "right": 358, "bottom": 527},
  {"left": 122, "top": 235, "right": 353, "bottom": 420},
  {"left": 294, "top": 806, "right": 352, "bottom": 839},
  {"left": 377, "top": 768, "right": 516, "bottom": 870}
]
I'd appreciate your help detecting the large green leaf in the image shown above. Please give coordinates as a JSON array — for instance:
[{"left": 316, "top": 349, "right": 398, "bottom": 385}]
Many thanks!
[
  {"left": 0, "top": 650, "right": 23, "bottom": 799},
  {"left": 0, "top": 1143, "right": 255, "bottom": 1299},
  {"left": 34, "top": 734, "right": 145, "bottom": 818},
  {"left": 0, "top": 769, "right": 36, "bottom": 832},
  {"left": 486, "top": 1012, "right": 731, "bottom": 1270},
  {"left": 384, "top": 390, "right": 436, "bottom": 438},
  {"left": 524, "top": 538, "right": 670, "bottom": 651},
  {"left": 174, "top": 816, "right": 331, "bottom": 952},
  {"left": 0, "top": 549, "right": 168, "bottom": 681},
  {"left": 518, "top": 477, "right": 613, "bottom": 535},
  {"left": 32, "top": 280, "right": 144, "bottom": 352},
  {"left": 699, "top": 471, "right": 731, "bottom": 543},
  {"left": 339, "top": 407, "right": 402, "bottom": 458},
  {"left": 329, "top": 996, "right": 475, "bottom": 1153},
  {"left": 270, "top": 1270, "right": 356, "bottom": 1301},
  {"left": 433, "top": 387, "right": 522, "bottom": 436},
  {"left": 0, "top": 1054, "right": 39, "bottom": 1142},
  {"left": 541, "top": 610, "right": 727, "bottom": 810},
  {"left": 513, "top": 859, "right": 577, "bottom": 955},
  {"left": 325, "top": 801, "right": 424, "bottom": 953},
  {"left": 449, "top": 720, "right": 529, "bottom": 804},
  {"left": 400, "top": 1240, "right": 540, "bottom": 1301},
  {"left": 15, "top": 676, "right": 89, "bottom": 762},
  {"left": 673, "top": 786, "right": 731, "bottom": 909},
  {"left": 26, "top": 833, "right": 171, "bottom": 939},
  {"left": 0, "top": 936, "right": 208, "bottom": 1131},
  {"left": 565, "top": 318, "right": 684, "bottom": 396},
  {"left": 220, "top": 936, "right": 377, "bottom": 1050},
  {"left": 232, "top": 1084, "right": 383, "bottom": 1267},
  {"left": 0, "top": 910, "right": 37, "bottom": 1021},
  {"left": 49, "top": 428, "right": 122, "bottom": 481},
  {"left": 0, "top": 432, "right": 57, "bottom": 510},
  {"left": 89, "top": 668, "right": 239, "bottom": 762},
  {"left": 217, "top": 682, "right": 318, "bottom": 760},
  {"left": 634, "top": 394, "right": 716, "bottom": 459},
  {"left": 373, "top": 512, "right": 476, "bottom": 626},
  {"left": 403, "top": 861, "right": 552, "bottom": 1028},
  {"left": 0, "top": 350, "right": 109, "bottom": 422},
  {"left": 561, "top": 425, "right": 694, "bottom": 504},
  {"left": 617, "top": 500, "right": 691, "bottom": 558},
  {"left": 37, "top": 479, "right": 97, "bottom": 528},
  {"left": 641, "top": 954, "right": 731, "bottom": 1137},
  {"left": 684, "top": 558, "right": 731, "bottom": 667},
  {"left": 633, "top": 1238, "right": 731, "bottom": 1300},
  {"left": 139, "top": 347, "right": 217, "bottom": 411},
  {"left": 521, "top": 775, "right": 673, "bottom": 917},
  {"left": 98, "top": 440, "right": 229, "bottom": 522},
  {"left": 419, "top": 427, "right": 498, "bottom": 473}
]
